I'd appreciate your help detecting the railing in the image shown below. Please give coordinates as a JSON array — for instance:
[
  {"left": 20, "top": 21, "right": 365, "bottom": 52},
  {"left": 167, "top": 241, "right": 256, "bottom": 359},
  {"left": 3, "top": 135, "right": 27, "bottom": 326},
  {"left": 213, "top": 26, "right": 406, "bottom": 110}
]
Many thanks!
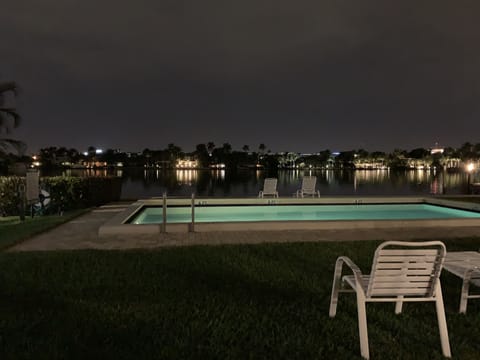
[
  {"left": 160, "top": 193, "right": 284, "bottom": 233},
  {"left": 189, "top": 193, "right": 195, "bottom": 233},
  {"left": 162, "top": 192, "right": 167, "bottom": 233},
  {"left": 162, "top": 192, "right": 196, "bottom": 233}
]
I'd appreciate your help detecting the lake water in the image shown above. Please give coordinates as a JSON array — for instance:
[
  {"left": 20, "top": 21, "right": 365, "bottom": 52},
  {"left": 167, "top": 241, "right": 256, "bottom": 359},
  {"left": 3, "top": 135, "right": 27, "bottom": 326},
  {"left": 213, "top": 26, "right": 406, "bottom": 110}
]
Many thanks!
[{"left": 51, "top": 168, "right": 470, "bottom": 199}]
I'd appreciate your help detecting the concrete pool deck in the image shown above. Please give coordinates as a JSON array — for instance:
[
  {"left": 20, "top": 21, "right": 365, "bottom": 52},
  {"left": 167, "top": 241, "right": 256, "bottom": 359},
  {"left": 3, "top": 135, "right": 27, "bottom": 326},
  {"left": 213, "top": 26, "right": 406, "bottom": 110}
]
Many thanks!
[{"left": 9, "top": 198, "right": 480, "bottom": 252}]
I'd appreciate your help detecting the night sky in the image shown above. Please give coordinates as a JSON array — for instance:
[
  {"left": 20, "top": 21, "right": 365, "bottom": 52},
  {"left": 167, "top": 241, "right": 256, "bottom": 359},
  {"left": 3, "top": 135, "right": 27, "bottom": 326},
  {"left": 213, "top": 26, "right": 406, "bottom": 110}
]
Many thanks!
[{"left": 2, "top": 0, "right": 479, "bottom": 154}]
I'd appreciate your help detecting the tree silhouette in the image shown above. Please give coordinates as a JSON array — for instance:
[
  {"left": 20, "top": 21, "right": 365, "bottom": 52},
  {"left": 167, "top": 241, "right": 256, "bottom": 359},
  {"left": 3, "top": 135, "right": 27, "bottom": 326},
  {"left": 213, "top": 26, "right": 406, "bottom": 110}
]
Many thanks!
[
  {"left": 459, "top": 142, "right": 475, "bottom": 160},
  {"left": 87, "top": 146, "right": 97, "bottom": 158},
  {"left": 408, "top": 148, "right": 429, "bottom": 159},
  {"left": 258, "top": 143, "right": 266, "bottom": 154},
  {"left": 166, "top": 143, "right": 183, "bottom": 163},
  {"left": 207, "top": 142, "right": 215, "bottom": 156},
  {"left": 195, "top": 143, "right": 209, "bottom": 167},
  {"left": 222, "top": 142, "right": 232, "bottom": 154},
  {"left": 0, "top": 81, "right": 24, "bottom": 155}
]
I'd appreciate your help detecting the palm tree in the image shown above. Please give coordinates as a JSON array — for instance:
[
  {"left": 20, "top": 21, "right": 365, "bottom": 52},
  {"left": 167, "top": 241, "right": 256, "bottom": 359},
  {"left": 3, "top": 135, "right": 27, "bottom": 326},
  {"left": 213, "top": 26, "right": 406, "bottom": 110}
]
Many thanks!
[
  {"left": 0, "top": 81, "right": 24, "bottom": 154},
  {"left": 222, "top": 142, "right": 232, "bottom": 154},
  {"left": 166, "top": 143, "right": 182, "bottom": 162},
  {"left": 195, "top": 143, "right": 209, "bottom": 167},
  {"left": 459, "top": 142, "right": 475, "bottom": 161},
  {"left": 0, "top": 81, "right": 20, "bottom": 128},
  {"left": 258, "top": 143, "right": 266, "bottom": 154},
  {"left": 207, "top": 142, "right": 215, "bottom": 156},
  {"left": 257, "top": 143, "right": 266, "bottom": 163}
]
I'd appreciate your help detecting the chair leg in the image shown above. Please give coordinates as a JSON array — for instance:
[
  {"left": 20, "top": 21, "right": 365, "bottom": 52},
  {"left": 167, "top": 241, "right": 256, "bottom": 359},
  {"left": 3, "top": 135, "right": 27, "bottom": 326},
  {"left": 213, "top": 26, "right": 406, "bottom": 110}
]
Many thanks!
[
  {"left": 356, "top": 292, "right": 370, "bottom": 359},
  {"left": 329, "top": 264, "right": 343, "bottom": 317},
  {"left": 459, "top": 277, "right": 471, "bottom": 314},
  {"left": 435, "top": 280, "right": 451, "bottom": 358},
  {"left": 395, "top": 295, "right": 404, "bottom": 314}
]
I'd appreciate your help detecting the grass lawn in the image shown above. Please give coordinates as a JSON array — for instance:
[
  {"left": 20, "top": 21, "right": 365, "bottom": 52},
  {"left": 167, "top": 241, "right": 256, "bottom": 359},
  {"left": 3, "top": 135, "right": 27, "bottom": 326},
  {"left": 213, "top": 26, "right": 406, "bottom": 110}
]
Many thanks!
[{"left": 2, "top": 239, "right": 480, "bottom": 359}]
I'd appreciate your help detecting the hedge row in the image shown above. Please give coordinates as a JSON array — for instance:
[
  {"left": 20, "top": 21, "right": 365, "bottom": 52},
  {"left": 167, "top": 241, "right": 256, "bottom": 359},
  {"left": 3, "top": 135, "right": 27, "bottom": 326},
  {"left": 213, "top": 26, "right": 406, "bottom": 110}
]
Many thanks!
[{"left": 0, "top": 176, "right": 122, "bottom": 216}]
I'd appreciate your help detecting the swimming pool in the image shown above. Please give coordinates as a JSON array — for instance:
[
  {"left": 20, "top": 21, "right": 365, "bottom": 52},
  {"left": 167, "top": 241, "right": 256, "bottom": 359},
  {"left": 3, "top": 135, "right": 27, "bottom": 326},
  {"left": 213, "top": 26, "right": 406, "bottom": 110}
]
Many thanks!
[
  {"left": 129, "top": 203, "right": 480, "bottom": 224},
  {"left": 98, "top": 196, "right": 480, "bottom": 236}
]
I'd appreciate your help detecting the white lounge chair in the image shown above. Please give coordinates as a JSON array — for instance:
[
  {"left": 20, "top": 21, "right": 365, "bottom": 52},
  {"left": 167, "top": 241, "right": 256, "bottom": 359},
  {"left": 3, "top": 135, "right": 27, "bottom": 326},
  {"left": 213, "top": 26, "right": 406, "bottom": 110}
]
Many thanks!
[
  {"left": 295, "top": 176, "right": 320, "bottom": 197},
  {"left": 258, "top": 178, "right": 278, "bottom": 198},
  {"left": 329, "top": 241, "right": 451, "bottom": 359}
]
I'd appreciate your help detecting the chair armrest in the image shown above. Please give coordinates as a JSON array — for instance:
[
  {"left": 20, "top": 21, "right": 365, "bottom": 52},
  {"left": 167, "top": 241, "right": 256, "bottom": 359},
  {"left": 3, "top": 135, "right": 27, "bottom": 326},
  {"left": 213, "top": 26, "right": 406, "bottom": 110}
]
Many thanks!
[
  {"left": 329, "top": 255, "right": 366, "bottom": 317},
  {"left": 336, "top": 256, "right": 362, "bottom": 276},
  {"left": 333, "top": 256, "right": 365, "bottom": 293}
]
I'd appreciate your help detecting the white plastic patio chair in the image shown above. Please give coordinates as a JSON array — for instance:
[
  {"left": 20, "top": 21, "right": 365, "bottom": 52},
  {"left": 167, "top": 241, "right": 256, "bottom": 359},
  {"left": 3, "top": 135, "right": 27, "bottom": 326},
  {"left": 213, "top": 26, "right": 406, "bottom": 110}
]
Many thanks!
[
  {"left": 329, "top": 241, "right": 451, "bottom": 359},
  {"left": 258, "top": 178, "right": 278, "bottom": 198},
  {"left": 295, "top": 176, "right": 320, "bottom": 197}
]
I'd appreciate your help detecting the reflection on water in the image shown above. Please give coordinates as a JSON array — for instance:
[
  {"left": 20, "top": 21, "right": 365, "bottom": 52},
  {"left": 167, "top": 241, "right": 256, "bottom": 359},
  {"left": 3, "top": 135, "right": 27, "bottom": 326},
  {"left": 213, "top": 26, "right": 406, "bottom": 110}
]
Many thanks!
[
  {"left": 37, "top": 168, "right": 471, "bottom": 199},
  {"left": 175, "top": 170, "right": 198, "bottom": 185},
  {"left": 62, "top": 168, "right": 124, "bottom": 178}
]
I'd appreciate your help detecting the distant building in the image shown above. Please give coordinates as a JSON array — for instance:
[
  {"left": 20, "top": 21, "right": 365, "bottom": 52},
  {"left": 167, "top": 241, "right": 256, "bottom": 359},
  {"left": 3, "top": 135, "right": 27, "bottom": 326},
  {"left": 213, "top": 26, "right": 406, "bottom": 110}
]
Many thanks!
[
  {"left": 430, "top": 143, "right": 444, "bottom": 155},
  {"left": 176, "top": 158, "right": 198, "bottom": 169},
  {"left": 430, "top": 147, "right": 444, "bottom": 155}
]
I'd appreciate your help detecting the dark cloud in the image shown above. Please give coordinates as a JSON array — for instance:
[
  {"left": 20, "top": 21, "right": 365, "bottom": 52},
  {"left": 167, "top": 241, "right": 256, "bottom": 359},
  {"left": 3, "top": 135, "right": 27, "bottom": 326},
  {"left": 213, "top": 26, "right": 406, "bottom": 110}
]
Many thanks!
[{"left": 1, "top": 0, "right": 479, "bottom": 153}]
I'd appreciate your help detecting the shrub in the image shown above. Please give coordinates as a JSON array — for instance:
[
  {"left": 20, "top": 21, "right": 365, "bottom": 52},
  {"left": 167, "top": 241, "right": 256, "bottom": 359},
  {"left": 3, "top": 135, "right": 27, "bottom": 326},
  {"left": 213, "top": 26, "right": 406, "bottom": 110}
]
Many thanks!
[
  {"left": 0, "top": 176, "right": 122, "bottom": 216},
  {"left": 0, "top": 176, "right": 24, "bottom": 216}
]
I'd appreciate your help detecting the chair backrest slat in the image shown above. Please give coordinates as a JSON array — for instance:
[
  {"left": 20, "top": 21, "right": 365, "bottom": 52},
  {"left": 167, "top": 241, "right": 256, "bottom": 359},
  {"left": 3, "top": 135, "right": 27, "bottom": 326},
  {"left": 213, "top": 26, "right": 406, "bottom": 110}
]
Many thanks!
[
  {"left": 367, "top": 241, "right": 446, "bottom": 298},
  {"left": 370, "top": 288, "right": 433, "bottom": 296},
  {"left": 373, "top": 266, "right": 435, "bottom": 281},
  {"left": 375, "top": 255, "right": 438, "bottom": 263},
  {"left": 378, "top": 249, "right": 439, "bottom": 256},
  {"left": 374, "top": 261, "right": 436, "bottom": 269},
  {"left": 373, "top": 275, "right": 433, "bottom": 284},
  {"left": 263, "top": 178, "right": 277, "bottom": 195},
  {"left": 301, "top": 176, "right": 317, "bottom": 193}
]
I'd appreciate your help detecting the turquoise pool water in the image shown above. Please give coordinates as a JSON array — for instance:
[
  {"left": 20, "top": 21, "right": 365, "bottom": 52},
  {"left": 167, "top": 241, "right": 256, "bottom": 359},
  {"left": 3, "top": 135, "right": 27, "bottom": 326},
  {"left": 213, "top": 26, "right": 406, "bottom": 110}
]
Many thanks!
[{"left": 129, "top": 203, "right": 480, "bottom": 224}]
